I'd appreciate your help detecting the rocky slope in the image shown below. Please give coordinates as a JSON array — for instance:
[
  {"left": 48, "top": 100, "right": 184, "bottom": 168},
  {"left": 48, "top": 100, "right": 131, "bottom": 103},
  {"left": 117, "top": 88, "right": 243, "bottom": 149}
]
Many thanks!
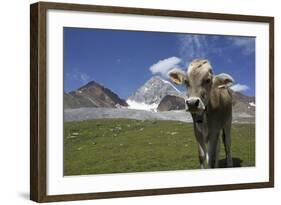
[
  {"left": 63, "top": 76, "right": 255, "bottom": 123},
  {"left": 127, "top": 76, "right": 181, "bottom": 106},
  {"left": 232, "top": 91, "right": 255, "bottom": 116},
  {"left": 64, "top": 80, "right": 128, "bottom": 109},
  {"left": 156, "top": 90, "right": 255, "bottom": 117},
  {"left": 157, "top": 95, "right": 185, "bottom": 111}
]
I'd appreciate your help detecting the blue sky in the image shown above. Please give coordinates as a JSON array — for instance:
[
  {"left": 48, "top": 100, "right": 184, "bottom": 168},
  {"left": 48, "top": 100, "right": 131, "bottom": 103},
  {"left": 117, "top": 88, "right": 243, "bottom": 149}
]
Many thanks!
[{"left": 64, "top": 27, "right": 255, "bottom": 98}]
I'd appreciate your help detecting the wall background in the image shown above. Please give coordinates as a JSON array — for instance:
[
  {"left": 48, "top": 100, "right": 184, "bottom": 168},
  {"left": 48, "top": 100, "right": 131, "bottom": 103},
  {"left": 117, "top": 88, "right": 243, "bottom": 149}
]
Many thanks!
[{"left": 0, "top": 0, "right": 279, "bottom": 204}]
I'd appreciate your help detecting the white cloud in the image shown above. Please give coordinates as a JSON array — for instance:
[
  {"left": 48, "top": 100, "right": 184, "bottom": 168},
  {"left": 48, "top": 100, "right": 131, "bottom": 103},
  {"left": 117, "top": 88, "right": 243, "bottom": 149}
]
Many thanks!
[
  {"left": 228, "top": 37, "right": 255, "bottom": 55},
  {"left": 231, "top": 84, "right": 250, "bottom": 92},
  {"left": 67, "top": 70, "right": 91, "bottom": 85},
  {"left": 149, "top": 56, "right": 182, "bottom": 78}
]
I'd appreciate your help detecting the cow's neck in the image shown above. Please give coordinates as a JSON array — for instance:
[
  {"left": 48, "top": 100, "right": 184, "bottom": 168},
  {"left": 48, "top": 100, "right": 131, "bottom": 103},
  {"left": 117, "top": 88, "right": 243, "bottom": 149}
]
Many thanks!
[
  {"left": 194, "top": 113, "right": 205, "bottom": 123},
  {"left": 193, "top": 103, "right": 208, "bottom": 124},
  {"left": 193, "top": 111, "right": 208, "bottom": 142}
]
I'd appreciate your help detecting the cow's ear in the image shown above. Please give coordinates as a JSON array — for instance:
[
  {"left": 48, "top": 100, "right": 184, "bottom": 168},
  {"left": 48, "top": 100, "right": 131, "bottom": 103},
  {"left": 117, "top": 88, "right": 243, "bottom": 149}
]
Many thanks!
[
  {"left": 168, "top": 68, "right": 187, "bottom": 85},
  {"left": 214, "top": 73, "right": 235, "bottom": 88}
]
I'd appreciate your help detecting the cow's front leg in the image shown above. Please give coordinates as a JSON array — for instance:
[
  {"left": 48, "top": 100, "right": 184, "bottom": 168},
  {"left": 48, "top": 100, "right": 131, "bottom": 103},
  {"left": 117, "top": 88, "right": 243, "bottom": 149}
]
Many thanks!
[
  {"left": 194, "top": 127, "right": 208, "bottom": 169},
  {"left": 197, "top": 143, "right": 207, "bottom": 169},
  {"left": 193, "top": 116, "right": 209, "bottom": 169},
  {"left": 208, "top": 131, "right": 220, "bottom": 168}
]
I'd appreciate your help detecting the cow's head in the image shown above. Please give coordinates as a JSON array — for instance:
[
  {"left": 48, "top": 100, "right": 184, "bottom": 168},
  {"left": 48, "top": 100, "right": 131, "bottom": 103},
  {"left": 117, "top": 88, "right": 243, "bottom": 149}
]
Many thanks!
[{"left": 168, "top": 59, "right": 234, "bottom": 114}]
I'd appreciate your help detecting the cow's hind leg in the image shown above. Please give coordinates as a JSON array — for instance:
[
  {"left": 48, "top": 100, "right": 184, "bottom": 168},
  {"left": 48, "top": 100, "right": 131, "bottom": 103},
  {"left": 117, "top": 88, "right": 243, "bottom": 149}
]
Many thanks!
[
  {"left": 215, "top": 137, "right": 221, "bottom": 168},
  {"left": 222, "top": 124, "right": 233, "bottom": 167}
]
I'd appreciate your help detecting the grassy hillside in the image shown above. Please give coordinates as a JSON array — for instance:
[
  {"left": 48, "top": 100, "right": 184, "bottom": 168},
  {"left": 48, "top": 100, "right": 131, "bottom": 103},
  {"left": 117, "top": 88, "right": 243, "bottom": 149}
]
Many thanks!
[{"left": 64, "top": 119, "right": 255, "bottom": 176}]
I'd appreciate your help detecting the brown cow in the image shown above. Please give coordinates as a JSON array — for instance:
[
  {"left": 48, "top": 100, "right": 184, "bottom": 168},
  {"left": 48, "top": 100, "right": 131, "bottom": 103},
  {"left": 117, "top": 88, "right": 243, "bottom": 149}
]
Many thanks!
[{"left": 168, "top": 59, "right": 234, "bottom": 168}]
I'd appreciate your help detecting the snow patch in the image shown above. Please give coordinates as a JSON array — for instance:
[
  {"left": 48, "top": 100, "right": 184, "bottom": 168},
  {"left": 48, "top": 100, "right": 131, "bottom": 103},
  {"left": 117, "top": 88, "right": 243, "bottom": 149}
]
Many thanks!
[
  {"left": 126, "top": 100, "right": 158, "bottom": 112},
  {"left": 249, "top": 102, "right": 255, "bottom": 107}
]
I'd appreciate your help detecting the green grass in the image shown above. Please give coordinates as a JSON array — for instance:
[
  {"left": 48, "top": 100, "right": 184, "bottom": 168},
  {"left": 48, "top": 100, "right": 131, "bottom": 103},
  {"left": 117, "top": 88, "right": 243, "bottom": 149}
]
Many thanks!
[{"left": 64, "top": 119, "right": 255, "bottom": 176}]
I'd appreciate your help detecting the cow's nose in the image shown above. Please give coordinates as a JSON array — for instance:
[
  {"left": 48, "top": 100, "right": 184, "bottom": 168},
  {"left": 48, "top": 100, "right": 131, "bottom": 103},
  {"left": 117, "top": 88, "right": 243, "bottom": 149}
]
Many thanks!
[
  {"left": 186, "top": 98, "right": 200, "bottom": 108},
  {"left": 194, "top": 99, "right": 200, "bottom": 107},
  {"left": 185, "top": 97, "right": 205, "bottom": 112}
]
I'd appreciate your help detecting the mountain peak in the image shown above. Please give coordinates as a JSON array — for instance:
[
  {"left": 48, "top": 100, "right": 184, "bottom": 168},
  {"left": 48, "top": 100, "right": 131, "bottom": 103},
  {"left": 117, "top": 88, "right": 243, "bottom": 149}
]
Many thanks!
[
  {"left": 78, "top": 80, "right": 102, "bottom": 90},
  {"left": 128, "top": 76, "right": 181, "bottom": 106},
  {"left": 65, "top": 80, "right": 128, "bottom": 109},
  {"left": 148, "top": 75, "right": 162, "bottom": 81}
]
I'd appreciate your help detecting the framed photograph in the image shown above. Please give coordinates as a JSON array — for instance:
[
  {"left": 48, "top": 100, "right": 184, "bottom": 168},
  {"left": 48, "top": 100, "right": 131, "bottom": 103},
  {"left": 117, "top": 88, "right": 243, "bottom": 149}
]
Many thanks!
[{"left": 30, "top": 1, "right": 274, "bottom": 202}]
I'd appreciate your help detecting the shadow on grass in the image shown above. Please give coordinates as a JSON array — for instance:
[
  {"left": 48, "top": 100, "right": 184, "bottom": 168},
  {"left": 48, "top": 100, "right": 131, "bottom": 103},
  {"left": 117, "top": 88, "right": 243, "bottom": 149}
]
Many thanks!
[{"left": 219, "top": 157, "right": 243, "bottom": 168}]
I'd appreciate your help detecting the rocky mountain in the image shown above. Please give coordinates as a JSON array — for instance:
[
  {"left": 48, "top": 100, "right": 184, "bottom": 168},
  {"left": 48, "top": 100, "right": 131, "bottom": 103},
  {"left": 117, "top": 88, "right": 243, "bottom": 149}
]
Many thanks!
[
  {"left": 127, "top": 76, "right": 182, "bottom": 110},
  {"left": 64, "top": 80, "right": 128, "bottom": 109},
  {"left": 156, "top": 90, "right": 255, "bottom": 117},
  {"left": 127, "top": 76, "right": 254, "bottom": 115},
  {"left": 64, "top": 76, "right": 255, "bottom": 124},
  {"left": 63, "top": 76, "right": 255, "bottom": 123},
  {"left": 232, "top": 91, "right": 255, "bottom": 116},
  {"left": 157, "top": 95, "right": 185, "bottom": 111}
]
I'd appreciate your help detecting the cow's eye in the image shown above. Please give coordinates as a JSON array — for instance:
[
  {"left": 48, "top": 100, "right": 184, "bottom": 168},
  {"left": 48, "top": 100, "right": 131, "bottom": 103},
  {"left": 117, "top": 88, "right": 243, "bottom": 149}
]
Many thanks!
[
  {"left": 205, "top": 79, "right": 211, "bottom": 84},
  {"left": 185, "top": 80, "right": 190, "bottom": 87},
  {"left": 202, "top": 78, "right": 211, "bottom": 85}
]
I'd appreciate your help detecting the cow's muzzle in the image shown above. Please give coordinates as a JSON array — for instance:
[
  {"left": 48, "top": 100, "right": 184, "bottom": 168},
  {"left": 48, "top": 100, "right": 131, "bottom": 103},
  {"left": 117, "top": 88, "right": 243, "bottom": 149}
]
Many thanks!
[{"left": 185, "top": 97, "right": 205, "bottom": 113}]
